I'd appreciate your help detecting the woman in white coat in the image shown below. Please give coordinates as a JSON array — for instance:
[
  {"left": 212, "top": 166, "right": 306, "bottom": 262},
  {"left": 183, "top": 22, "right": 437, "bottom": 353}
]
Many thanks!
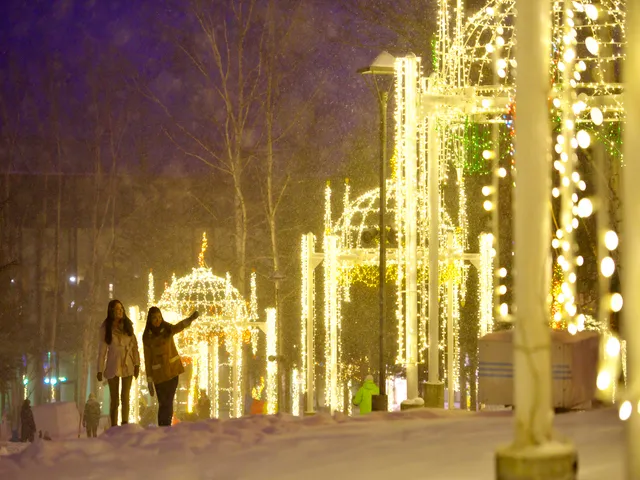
[{"left": 97, "top": 299, "right": 140, "bottom": 427}]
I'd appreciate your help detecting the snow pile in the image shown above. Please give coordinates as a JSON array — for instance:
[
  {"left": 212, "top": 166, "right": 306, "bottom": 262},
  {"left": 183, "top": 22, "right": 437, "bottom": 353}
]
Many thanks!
[
  {"left": 0, "top": 408, "right": 623, "bottom": 480},
  {"left": 0, "top": 442, "right": 28, "bottom": 457},
  {"left": 32, "top": 402, "right": 81, "bottom": 440},
  {"left": 401, "top": 397, "right": 425, "bottom": 406}
]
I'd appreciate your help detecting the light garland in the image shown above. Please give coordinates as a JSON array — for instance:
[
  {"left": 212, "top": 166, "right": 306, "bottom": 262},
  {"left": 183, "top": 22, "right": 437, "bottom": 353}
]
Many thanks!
[
  {"left": 479, "top": 233, "right": 494, "bottom": 335},
  {"left": 266, "top": 308, "right": 278, "bottom": 415},
  {"left": 198, "top": 232, "right": 208, "bottom": 267},
  {"left": 292, "top": 369, "right": 301, "bottom": 416},
  {"left": 148, "top": 270, "right": 155, "bottom": 306},
  {"left": 300, "top": 235, "right": 309, "bottom": 394},
  {"left": 323, "top": 184, "right": 332, "bottom": 408},
  {"left": 298, "top": 0, "right": 627, "bottom": 414},
  {"left": 211, "top": 336, "right": 219, "bottom": 418},
  {"left": 150, "top": 233, "right": 258, "bottom": 419}
]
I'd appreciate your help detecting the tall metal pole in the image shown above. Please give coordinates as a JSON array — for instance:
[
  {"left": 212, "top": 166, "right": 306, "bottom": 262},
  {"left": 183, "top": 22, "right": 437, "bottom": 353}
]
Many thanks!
[
  {"left": 623, "top": 2, "right": 640, "bottom": 476},
  {"left": 496, "top": 0, "right": 576, "bottom": 476},
  {"left": 378, "top": 91, "right": 389, "bottom": 404}
]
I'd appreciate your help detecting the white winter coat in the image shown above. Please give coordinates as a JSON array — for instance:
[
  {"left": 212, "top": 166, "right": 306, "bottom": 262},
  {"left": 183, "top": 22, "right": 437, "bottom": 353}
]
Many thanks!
[{"left": 97, "top": 320, "right": 140, "bottom": 379}]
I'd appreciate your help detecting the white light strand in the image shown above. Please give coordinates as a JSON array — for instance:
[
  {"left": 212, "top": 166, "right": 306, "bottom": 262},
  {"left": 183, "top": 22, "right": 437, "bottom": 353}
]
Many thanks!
[{"left": 266, "top": 308, "right": 277, "bottom": 414}]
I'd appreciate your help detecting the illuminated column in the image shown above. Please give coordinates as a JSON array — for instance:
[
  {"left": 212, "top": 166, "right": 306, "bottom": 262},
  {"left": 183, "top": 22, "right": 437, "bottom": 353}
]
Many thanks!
[
  {"left": 230, "top": 340, "right": 238, "bottom": 417},
  {"left": 148, "top": 271, "right": 155, "bottom": 307},
  {"left": 403, "top": 56, "right": 420, "bottom": 401},
  {"left": 198, "top": 341, "right": 209, "bottom": 416},
  {"left": 327, "top": 236, "right": 339, "bottom": 413},
  {"left": 291, "top": 369, "right": 300, "bottom": 416},
  {"left": 232, "top": 335, "right": 243, "bottom": 418},
  {"left": 558, "top": 0, "right": 578, "bottom": 330},
  {"left": 210, "top": 338, "right": 219, "bottom": 418},
  {"left": 491, "top": 4, "right": 503, "bottom": 323},
  {"left": 266, "top": 308, "right": 277, "bottom": 414},
  {"left": 237, "top": 336, "right": 244, "bottom": 418},
  {"left": 323, "top": 184, "right": 332, "bottom": 409},
  {"left": 301, "top": 233, "right": 318, "bottom": 414},
  {"left": 495, "top": 0, "right": 577, "bottom": 476},
  {"left": 479, "top": 233, "right": 494, "bottom": 336},
  {"left": 623, "top": 2, "right": 640, "bottom": 476},
  {"left": 425, "top": 88, "right": 444, "bottom": 407},
  {"left": 129, "top": 305, "right": 141, "bottom": 423},
  {"left": 446, "top": 231, "right": 455, "bottom": 409}
]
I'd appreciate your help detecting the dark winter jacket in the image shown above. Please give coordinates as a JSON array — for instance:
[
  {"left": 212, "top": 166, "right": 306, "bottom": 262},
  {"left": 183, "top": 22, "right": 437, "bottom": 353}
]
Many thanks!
[
  {"left": 143, "top": 319, "right": 192, "bottom": 385},
  {"left": 197, "top": 396, "right": 211, "bottom": 420},
  {"left": 83, "top": 397, "right": 101, "bottom": 427},
  {"left": 20, "top": 400, "right": 36, "bottom": 442}
]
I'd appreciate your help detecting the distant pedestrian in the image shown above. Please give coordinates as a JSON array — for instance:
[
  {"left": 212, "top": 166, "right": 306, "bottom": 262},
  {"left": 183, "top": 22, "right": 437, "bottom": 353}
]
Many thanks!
[
  {"left": 83, "top": 393, "right": 101, "bottom": 438},
  {"left": 353, "top": 375, "right": 379, "bottom": 415},
  {"left": 96, "top": 299, "right": 141, "bottom": 427},
  {"left": 143, "top": 306, "right": 199, "bottom": 426},
  {"left": 20, "top": 399, "right": 36, "bottom": 443},
  {"left": 197, "top": 389, "right": 211, "bottom": 420}
]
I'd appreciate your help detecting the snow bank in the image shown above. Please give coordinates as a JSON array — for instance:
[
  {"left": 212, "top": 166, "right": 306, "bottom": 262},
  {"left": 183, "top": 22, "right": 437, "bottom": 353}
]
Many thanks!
[
  {"left": 0, "top": 408, "right": 623, "bottom": 480},
  {"left": 32, "top": 402, "right": 80, "bottom": 440}
]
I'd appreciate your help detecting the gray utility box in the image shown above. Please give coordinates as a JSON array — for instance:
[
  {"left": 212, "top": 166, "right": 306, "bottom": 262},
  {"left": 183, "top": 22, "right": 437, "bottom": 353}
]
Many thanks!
[{"left": 478, "top": 329, "right": 599, "bottom": 409}]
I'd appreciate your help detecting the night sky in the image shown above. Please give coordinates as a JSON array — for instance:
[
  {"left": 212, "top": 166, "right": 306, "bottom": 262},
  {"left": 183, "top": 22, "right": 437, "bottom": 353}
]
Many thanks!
[{"left": 0, "top": 0, "right": 403, "bottom": 176}]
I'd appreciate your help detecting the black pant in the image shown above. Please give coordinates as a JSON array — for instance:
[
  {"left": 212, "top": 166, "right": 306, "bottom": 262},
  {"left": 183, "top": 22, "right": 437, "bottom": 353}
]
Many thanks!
[
  {"left": 156, "top": 376, "right": 179, "bottom": 426},
  {"left": 86, "top": 424, "right": 98, "bottom": 437},
  {"left": 107, "top": 375, "right": 133, "bottom": 427}
]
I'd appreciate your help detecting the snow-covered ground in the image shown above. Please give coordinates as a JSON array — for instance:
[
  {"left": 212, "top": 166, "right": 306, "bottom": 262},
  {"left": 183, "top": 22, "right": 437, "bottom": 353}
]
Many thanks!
[{"left": 0, "top": 407, "right": 623, "bottom": 480}]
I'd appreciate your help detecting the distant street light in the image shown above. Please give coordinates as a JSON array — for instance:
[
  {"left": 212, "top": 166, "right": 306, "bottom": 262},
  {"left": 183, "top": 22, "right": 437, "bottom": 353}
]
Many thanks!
[{"left": 358, "top": 51, "right": 395, "bottom": 412}]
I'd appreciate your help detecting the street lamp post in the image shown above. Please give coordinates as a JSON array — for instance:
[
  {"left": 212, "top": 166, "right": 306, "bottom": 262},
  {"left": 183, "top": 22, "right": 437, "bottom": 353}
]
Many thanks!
[{"left": 358, "top": 51, "right": 395, "bottom": 412}]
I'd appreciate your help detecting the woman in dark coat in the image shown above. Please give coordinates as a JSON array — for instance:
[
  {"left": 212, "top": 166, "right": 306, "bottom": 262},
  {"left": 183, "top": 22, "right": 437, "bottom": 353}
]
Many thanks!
[
  {"left": 143, "top": 307, "right": 198, "bottom": 426},
  {"left": 20, "top": 399, "right": 36, "bottom": 443}
]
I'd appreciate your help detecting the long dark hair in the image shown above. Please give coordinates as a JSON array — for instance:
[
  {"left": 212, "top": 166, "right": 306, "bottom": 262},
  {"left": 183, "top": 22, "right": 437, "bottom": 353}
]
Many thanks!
[
  {"left": 104, "top": 299, "right": 134, "bottom": 344},
  {"left": 143, "top": 306, "right": 171, "bottom": 339}
]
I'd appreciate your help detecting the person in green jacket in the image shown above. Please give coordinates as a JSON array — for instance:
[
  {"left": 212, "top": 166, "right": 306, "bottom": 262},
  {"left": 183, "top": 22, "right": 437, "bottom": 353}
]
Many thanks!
[{"left": 353, "top": 375, "right": 379, "bottom": 415}]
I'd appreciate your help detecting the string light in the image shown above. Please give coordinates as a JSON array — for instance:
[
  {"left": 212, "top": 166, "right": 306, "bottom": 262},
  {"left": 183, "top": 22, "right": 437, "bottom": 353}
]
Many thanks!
[
  {"left": 152, "top": 233, "right": 258, "bottom": 418},
  {"left": 298, "top": 0, "right": 626, "bottom": 414}
]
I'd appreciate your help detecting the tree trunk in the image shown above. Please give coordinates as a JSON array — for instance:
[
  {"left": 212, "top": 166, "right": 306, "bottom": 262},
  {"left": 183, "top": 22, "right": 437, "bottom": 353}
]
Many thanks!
[{"left": 35, "top": 175, "right": 49, "bottom": 406}]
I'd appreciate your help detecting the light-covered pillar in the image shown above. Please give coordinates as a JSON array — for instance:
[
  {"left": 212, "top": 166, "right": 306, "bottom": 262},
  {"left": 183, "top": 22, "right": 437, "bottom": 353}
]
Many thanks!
[
  {"left": 266, "top": 308, "right": 278, "bottom": 414},
  {"left": 446, "top": 231, "right": 455, "bottom": 410},
  {"left": 403, "top": 55, "right": 420, "bottom": 401},
  {"left": 231, "top": 335, "right": 243, "bottom": 418},
  {"left": 301, "top": 233, "right": 319, "bottom": 414},
  {"left": 623, "top": 1, "right": 640, "bottom": 477},
  {"left": 210, "top": 337, "right": 219, "bottom": 418},
  {"left": 425, "top": 96, "right": 444, "bottom": 407},
  {"left": 495, "top": 0, "right": 577, "bottom": 476},
  {"left": 327, "top": 236, "right": 339, "bottom": 413}
]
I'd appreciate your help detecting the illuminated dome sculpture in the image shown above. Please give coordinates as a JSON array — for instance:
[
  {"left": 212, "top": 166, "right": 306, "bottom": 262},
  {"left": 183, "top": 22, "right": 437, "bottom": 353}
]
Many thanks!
[
  {"left": 301, "top": 162, "right": 489, "bottom": 414},
  {"left": 332, "top": 179, "right": 456, "bottom": 251},
  {"left": 300, "top": 0, "right": 625, "bottom": 415},
  {"left": 144, "top": 233, "right": 271, "bottom": 419},
  {"left": 157, "top": 268, "right": 251, "bottom": 347},
  {"left": 458, "top": 0, "right": 624, "bottom": 330},
  {"left": 461, "top": 1, "right": 624, "bottom": 111}
]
